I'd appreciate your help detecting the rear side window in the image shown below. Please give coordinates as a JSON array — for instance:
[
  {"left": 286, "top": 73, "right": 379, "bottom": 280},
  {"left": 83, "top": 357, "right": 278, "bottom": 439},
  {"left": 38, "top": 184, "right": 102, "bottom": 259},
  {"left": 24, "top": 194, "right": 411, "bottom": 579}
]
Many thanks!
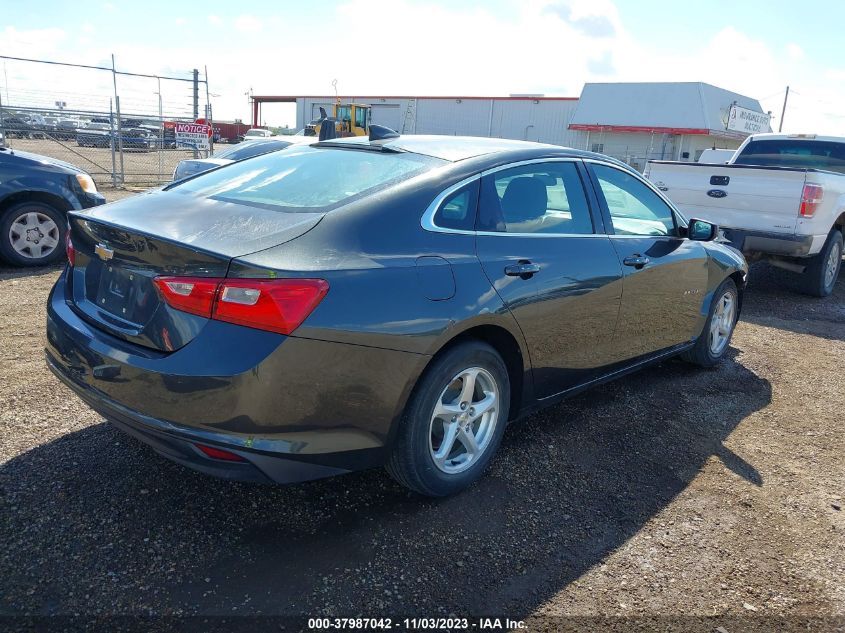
[
  {"left": 433, "top": 182, "right": 479, "bottom": 231},
  {"left": 734, "top": 139, "right": 845, "bottom": 173},
  {"left": 171, "top": 147, "right": 443, "bottom": 213},
  {"left": 478, "top": 161, "right": 593, "bottom": 234}
]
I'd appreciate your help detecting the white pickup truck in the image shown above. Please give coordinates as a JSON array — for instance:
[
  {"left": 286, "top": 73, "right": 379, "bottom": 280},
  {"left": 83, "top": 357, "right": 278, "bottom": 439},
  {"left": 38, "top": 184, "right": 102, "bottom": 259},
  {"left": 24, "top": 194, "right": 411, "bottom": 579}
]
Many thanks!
[{"left": 645, "top": 134, "right": 845, "bottom": 296}]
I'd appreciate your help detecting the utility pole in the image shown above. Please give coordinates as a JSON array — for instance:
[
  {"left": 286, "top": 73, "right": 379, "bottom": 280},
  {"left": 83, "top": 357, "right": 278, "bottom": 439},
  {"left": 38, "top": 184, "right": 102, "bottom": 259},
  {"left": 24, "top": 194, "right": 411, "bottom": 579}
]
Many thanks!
[
  {"left": 778, "top": 86, "right": 789, "bottom": 133},
  {"left": 204, "top": 65, "right": 213, "bottom": 155},
  {"left": 111, "top": 54, "right": 124, "bottom": 185},
  {"left": 192, "top": 68, "right": 199, "bottom": 120},
  {"left": 192, "top": 68, "right": 199, "bottom": 157}
]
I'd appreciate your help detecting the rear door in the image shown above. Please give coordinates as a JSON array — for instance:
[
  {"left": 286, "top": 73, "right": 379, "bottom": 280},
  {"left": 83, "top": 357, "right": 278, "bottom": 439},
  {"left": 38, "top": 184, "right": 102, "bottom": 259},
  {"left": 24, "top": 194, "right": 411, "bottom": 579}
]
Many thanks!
[
  {"left": 587, "top": 161, "right": 708, "bottom": 360},
  {"left": 475, "top": 159, "right": 623, "bottom": 399}
]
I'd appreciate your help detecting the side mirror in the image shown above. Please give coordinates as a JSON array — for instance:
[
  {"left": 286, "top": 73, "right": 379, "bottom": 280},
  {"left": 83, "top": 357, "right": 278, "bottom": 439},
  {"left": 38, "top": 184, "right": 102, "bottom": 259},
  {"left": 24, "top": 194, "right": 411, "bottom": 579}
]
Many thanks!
[{"left": 688, "top": 218, "right": 718, "bottom": 241}]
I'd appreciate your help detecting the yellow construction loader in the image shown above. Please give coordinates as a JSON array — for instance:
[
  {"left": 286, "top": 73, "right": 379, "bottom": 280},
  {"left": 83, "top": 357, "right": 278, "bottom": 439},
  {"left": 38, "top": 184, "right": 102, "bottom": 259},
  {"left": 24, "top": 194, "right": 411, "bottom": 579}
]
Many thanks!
[{"left": 305, "top": 102, "right": 371, "bottom": 138}]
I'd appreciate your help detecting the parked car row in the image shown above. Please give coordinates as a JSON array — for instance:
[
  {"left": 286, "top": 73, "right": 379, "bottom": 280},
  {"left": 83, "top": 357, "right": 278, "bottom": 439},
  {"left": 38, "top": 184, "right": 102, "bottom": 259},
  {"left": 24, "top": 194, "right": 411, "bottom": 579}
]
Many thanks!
[{"left": 1, "top": 112, "right": 181, "bottom": 149}]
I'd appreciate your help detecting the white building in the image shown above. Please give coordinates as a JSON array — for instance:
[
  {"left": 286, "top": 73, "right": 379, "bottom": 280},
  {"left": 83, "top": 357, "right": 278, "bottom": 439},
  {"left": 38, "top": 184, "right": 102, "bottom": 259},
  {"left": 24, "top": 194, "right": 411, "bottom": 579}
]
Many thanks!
[{"left": 280, "top": 82, "right": 770, "bottom": 171}]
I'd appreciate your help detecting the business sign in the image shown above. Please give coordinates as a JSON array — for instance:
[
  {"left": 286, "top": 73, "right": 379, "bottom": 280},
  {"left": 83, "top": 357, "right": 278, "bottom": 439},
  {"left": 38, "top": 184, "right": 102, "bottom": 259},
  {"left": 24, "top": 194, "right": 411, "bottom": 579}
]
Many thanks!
[
  {"left": 174, "top": 122, "right": 210, "bottom": 150},
  {"left": 727, "top": 105, "right": 771, "bottom": 134}
]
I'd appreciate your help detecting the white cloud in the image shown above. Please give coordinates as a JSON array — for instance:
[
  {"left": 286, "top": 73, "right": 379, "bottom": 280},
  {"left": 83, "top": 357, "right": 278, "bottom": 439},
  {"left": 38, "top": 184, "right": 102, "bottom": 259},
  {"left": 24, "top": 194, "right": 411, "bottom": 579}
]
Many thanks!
[
  {"left": 787, "top": 43, "right": 805, "bottom": 60},
  {"left": 1, "top": 2, "right": 843, "bottom": 135},
  {"left": 234, "top": 14, "right": 262, "bottom": 33}
]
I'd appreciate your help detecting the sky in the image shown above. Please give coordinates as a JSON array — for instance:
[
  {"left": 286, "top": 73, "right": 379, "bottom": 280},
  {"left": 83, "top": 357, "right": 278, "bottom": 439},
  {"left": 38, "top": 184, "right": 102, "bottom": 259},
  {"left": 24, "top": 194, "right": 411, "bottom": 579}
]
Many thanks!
[{"left": 1, "top": 0, "right": 844, "bottom": 134}]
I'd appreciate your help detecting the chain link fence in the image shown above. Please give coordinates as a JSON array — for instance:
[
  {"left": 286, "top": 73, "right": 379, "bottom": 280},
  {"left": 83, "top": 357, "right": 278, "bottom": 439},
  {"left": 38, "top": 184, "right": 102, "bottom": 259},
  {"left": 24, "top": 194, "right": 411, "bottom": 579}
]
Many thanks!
[{"left": 0, "top": 55, "right": 214, "bottom": 188}]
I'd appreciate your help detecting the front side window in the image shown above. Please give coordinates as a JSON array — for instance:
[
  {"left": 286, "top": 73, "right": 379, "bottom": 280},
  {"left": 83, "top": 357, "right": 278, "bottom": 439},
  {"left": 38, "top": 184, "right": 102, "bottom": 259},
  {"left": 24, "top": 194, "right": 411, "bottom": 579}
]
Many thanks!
[
  {"left": 591, "top": 164, "right": 676, "bottom": 236},
  {"left": 336, "top": 106, "right": 351, "bottom": 122},
  {"left": 171, "top": 146, "right": 443, "bottom": 213},
  {"left": 477, "top": 162, "right": 593, "bottom": 234}
]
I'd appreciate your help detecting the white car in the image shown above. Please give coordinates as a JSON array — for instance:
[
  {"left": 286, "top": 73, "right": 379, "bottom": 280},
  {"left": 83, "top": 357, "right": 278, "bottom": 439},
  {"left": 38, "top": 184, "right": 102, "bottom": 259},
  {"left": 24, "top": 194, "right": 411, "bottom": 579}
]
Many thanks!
[
  {"left": 645, "top": 134, "right": 845, "bottom": 296},
  {"left": 172, "top": 136, "right": 315, "bottom": 180},
  {"left": 697, "top": 148, "right": 736, "bottom": 164},
  {"left": 243, "top": 128, "right": 272, "bottom": 139}
]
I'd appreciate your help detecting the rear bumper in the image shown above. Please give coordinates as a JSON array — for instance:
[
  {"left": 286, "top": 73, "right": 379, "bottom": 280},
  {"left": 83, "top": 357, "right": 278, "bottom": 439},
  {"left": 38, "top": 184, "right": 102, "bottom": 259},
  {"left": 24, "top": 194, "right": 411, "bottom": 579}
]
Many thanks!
[
  {"left": 45, "top": 269, "right": 427, "bottom": 484},
  {"left": 721, "top": 228, "right": 815, "bottom": 258},
  {"left": 47, "top": 355, "right": 347, "bottom": 484}
]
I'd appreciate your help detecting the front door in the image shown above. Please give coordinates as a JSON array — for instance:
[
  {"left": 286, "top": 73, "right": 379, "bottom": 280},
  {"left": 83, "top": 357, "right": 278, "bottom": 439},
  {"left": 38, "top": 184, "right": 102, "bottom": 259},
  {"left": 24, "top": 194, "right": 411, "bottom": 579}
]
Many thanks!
[
  {"left": 475, "top": 159, "right": 624, "bottom": 399},
  {"left": 586, "top": 162, "right": 709, "bottom": 360}
]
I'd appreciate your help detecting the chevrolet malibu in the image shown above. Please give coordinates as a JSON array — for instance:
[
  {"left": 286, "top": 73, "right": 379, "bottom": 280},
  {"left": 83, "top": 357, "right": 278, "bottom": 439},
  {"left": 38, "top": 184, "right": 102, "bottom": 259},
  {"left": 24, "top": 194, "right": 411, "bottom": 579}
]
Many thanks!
[{"left": 46, "top": 135, "right": 747, "bottom": 497}]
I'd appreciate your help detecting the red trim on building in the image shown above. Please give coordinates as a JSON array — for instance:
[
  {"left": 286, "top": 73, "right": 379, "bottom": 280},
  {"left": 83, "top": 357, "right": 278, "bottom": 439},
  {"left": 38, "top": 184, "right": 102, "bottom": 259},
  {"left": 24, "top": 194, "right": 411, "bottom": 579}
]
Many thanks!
[
  {"left": 251, "top": 95, "right": 578, "bottom": 102},
  {"left": 568, "top": 124, "right": 712, "bottom": 135}
]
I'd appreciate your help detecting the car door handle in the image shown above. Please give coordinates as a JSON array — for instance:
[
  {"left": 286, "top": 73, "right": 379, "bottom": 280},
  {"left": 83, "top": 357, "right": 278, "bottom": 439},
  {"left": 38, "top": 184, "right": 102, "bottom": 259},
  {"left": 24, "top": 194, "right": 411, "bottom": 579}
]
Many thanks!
[
  {"left": 623, "top": 255, "right": 650, "bottom": 268},
  {"left": 504, "top": 261, "right": 541, "bottom": 278}
]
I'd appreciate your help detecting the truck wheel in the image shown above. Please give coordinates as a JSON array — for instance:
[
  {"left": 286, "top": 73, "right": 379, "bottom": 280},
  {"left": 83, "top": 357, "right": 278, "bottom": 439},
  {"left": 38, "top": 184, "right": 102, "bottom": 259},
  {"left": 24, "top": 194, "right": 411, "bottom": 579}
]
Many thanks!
[
  {"left": 386, "top": 341, "right": 510, "bottom": 497},
  {"left": 0, "top": 201, "right": 66, "bottom": 267},
  {"left": 682, "top": 278, "right": 738, "bottom": 368},
  {"left": 799, "top": 229, "right": 843, "bottom": 297}
]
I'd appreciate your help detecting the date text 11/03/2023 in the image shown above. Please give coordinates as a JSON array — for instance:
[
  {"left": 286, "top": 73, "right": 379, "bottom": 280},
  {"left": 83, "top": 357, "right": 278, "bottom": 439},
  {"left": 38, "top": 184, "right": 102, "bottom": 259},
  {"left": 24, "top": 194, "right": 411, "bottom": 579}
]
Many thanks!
[{"left": 307, "top": 617, "right": 527, "bottom": 630}]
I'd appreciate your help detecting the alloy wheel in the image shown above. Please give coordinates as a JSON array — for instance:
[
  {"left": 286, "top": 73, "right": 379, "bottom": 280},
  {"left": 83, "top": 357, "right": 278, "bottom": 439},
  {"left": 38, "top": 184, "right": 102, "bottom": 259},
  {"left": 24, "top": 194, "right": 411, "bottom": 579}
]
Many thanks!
[
  {"left": 428, "top": 367, "right": 500, "bottom": 475},
  {"left": 709, "top": 291, "right": 736, "bottom": 356}
]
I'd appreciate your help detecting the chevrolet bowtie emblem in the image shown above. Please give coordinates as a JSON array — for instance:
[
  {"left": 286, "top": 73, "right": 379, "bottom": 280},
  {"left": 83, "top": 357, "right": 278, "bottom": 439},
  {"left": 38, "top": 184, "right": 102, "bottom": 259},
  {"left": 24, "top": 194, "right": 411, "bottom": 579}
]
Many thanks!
[{"left": 94, "top": 243, "right": 114, "bottom": 261}]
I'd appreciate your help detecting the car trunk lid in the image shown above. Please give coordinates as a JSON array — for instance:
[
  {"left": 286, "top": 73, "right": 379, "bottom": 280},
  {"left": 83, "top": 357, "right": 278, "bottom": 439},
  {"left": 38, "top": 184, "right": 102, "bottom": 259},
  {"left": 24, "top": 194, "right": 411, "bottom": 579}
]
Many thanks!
[{"left": 67, "top": 191, "right": 324, "bottom": 351}]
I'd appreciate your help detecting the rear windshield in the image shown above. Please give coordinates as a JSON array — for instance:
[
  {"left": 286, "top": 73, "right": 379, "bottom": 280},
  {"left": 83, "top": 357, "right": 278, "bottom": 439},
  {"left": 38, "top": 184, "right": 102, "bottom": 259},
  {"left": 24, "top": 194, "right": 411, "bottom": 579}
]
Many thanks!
[
  {"left": 171, "top": 146, "right": 443, "bottom": 212},
  {"left": 734, "top": 140, "right": 845, "bottom": 174},
  {"left": 214, "top": 140, "right": 291, "bottom": 161}
]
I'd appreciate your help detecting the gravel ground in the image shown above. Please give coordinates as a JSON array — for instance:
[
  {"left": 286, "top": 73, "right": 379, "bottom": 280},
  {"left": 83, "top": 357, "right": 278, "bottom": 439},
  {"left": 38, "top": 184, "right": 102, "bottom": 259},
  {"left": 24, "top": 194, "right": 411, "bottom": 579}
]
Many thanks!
[{"left": 0, "top": 200, "right": 843, "bottom": 631}]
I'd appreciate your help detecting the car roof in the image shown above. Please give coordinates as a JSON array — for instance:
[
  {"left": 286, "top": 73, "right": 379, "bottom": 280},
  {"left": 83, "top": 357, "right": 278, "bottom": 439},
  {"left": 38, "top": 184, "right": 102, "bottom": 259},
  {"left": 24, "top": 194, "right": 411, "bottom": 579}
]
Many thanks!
[
  {"left": 315, "top": 134, "right": 620, "bottom": 165},
  {"left": 317, "top": 135, "right": 563, "bottom": 161}
]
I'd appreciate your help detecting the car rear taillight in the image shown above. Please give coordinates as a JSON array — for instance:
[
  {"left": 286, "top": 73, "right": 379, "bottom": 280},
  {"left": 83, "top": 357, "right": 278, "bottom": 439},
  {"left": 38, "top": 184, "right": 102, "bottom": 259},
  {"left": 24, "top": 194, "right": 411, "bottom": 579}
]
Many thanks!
[
  {"left": 213, "top": 278, "right": 329, "bottom": 335},
  {"left": 65, "top": 231, "right": 76, "bottom": 267},
  {"left": 154, "top": 276, "right": 329, "bottom": 335},
  {"left": 799, "top": 183, "right": 824, "bottom": 217},
  {"left": 153, "top": 277, "right": 219, "bottom": 318}
]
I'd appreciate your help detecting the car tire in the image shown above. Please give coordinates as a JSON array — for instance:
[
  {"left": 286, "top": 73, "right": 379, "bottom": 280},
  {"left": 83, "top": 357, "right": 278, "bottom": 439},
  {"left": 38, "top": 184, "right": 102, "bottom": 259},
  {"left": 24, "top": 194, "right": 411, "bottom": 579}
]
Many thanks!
[
  {"left": 386, "top": 341, "right": 510, "bottom": 497},
  {"left": 682, "top": 278, "right": 739, "bottom": 368},
  {"left": 0, "top": 201, "right": 67, "bottom": 267},
  {"left": 798, "top": 229, "right": 842, "bottom": 298}
]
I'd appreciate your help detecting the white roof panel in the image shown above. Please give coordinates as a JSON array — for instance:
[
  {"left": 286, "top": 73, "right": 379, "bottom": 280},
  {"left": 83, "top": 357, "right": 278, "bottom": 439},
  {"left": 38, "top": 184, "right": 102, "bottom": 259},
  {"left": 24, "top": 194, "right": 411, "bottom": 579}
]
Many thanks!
[{"left": 569, "top": 82, "right": 769, "bottom": 134}]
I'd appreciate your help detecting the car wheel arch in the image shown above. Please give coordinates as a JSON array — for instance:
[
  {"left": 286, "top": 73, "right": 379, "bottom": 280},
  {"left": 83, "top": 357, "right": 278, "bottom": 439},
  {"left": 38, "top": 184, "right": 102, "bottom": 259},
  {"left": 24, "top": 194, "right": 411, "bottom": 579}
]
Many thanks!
[
  {"left": 420, "top": 321, "right": 529, "bottom": 424},
  {"left": 0, "top": 190, "right": 74, "bottom": 219},
  {"left": 728, "top": 270, "right": 746, "bottom": 316}
]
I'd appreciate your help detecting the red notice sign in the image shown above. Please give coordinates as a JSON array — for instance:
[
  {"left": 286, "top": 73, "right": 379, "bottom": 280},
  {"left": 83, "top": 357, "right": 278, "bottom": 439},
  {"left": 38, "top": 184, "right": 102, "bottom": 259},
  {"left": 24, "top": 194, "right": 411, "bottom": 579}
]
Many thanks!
[{"left": 175, "top": 122, "right": 211, "bottom": 149}]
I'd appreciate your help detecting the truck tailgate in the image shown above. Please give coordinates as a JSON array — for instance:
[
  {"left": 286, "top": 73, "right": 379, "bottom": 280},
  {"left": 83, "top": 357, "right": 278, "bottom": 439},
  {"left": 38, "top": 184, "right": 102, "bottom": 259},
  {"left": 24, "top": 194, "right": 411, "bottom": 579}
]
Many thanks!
[{"left": 646, "top": 163, "right": 807, "bottom": 234}]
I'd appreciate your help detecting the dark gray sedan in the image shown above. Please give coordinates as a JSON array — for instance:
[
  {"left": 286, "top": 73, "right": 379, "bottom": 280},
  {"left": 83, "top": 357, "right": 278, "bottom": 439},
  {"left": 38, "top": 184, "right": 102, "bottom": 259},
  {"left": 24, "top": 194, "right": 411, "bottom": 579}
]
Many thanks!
[{"left": 46, "top": 135, "right": 747, "bottom": 496}]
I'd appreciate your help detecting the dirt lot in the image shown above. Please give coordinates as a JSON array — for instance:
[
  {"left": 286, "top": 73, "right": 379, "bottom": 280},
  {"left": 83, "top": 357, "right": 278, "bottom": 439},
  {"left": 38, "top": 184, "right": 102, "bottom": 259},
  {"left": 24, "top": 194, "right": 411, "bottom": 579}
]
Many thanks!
[{"left": 0, "top": 199, "right": 843, "bottom": 630}]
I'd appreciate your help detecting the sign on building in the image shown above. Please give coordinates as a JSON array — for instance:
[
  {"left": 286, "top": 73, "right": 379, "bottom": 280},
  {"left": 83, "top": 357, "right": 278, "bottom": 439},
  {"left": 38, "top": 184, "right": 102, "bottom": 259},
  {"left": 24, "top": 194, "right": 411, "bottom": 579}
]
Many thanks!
[
  {"left": 727, "top": 105, "right": 771, "bottom": 134},
  {"left": 174, "top": 122, "right": 211, "bottom": 150}
]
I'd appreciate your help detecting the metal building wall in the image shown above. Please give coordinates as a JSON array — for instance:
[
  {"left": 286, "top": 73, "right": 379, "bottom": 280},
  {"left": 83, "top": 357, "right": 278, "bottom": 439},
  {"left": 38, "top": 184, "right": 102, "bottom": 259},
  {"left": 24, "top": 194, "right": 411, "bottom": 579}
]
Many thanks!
[{"left": 294, "top": 96, "right": 587, "bottom": 146}]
